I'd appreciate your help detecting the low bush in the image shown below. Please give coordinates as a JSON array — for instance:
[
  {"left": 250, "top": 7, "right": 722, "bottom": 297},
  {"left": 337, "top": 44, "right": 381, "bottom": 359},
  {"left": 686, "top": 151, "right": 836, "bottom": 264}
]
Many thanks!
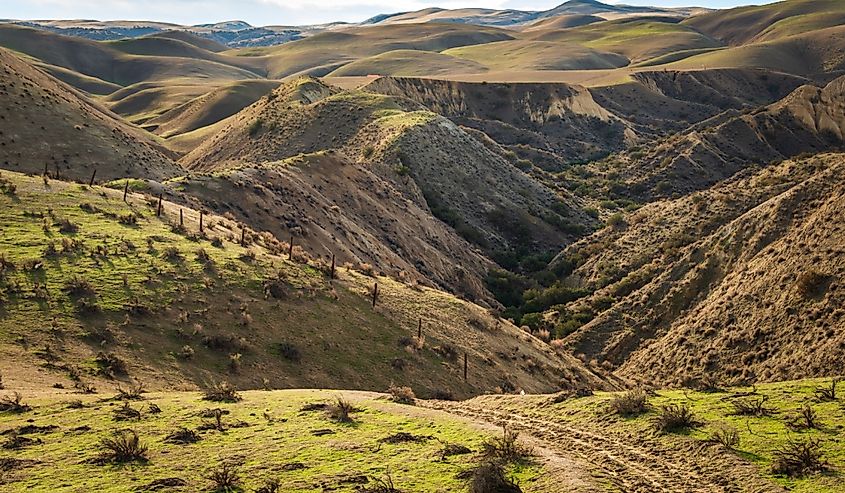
[
  {"left": 482, "top": 425, "right": 532, "bottom": 463},
  {"left": 0, "top": 393, "right": 31, "bottom": 413},
  {"left": 708, "top": 424, "right": 740, "bottom": 450},
  {"left": 207, "top": 463, "right": 241, "bottom": 491},
  {"left": 609, "top": 389, "right": 649, "bottom": 416},
  {"left": 653, "top": 404, "right": 700, "bottom": 433},
  {"left": 328, "top": 397, "right": 358, "bottom": 423},
  {"left": 202, "top": 381, "right": 242, "bottom": 403},
  {"left": 387, "top": 385, "right": 416, "bottom": 405},
  {"left": 466, "top": 462, "right": 522, "bottom": 493},
  {"left": 730, "top": 397, "right": 774, "bottom": 417},
  {"left": 771, "top": 438, "right": 828, "bottom": 477}
]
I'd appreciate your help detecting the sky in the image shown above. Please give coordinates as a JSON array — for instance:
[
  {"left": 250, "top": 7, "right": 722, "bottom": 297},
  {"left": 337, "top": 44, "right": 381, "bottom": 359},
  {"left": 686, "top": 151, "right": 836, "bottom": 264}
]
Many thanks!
[{"left": 1, "top": 0, "right": 779, "bottom": 26}]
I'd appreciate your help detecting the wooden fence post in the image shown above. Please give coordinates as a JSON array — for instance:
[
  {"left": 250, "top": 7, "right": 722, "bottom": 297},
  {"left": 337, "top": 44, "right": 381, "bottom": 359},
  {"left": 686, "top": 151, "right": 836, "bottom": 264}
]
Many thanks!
[
  {"left": 288, "top": 236, "right": 294, "bottom": 260},
  {"left": 418, "top": 318, "right": 422, "bottom": 339},
  {"left": 43, "top": 162, "right": 48, "bottom": 177},
  {"left": 123, "top": 180, "right": 129, "bottom": 202},
  {"left": 463, "top": 352, "right": 468, "bottom": 381},
  {"left": 372, "top": 282, "right": 378, "bottom": 307},
  {"left": 179, "top": 208, "right": 183, "bottom": 226},
  {"left": 156, "top": 194, "right": 162, "bottom": 217},
  {"left": 199, "top": 212, "right": 204, "bottom": 232},
  {"left": 240, "top": 227, "right": 246, "bottom": 246},
  {"left": 54, "top": 163, "right": 60, "bottom": 180},
  {"left": 330, "top": 253, "right": 336, "bottom": 279},
  {"left": 89, "top": 169, "right": 96, "bottom": 186}
]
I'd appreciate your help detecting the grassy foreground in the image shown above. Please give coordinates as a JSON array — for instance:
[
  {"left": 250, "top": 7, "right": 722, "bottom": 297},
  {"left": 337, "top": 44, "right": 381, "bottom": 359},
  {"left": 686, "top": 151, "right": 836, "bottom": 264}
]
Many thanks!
[{"left": 0, "top": 389, "right": 541, "bottom": 492}]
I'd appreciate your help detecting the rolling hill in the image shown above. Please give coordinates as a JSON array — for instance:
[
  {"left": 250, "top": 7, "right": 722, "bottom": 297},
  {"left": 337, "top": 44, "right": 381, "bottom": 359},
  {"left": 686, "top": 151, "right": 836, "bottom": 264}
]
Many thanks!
[{"left": 0, "top": 48, "right": 180, "bottom": 182}]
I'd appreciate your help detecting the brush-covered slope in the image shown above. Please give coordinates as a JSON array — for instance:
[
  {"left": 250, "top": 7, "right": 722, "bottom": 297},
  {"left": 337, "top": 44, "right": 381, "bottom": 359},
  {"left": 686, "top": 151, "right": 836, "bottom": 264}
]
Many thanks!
[
  {"left": 554, "top": 153, "right": 845, "bottom": 386},
  {"left": 145, "top": 30, "right": 230, "bottom": 52},
  {"left": 604, "top": 75, "right": 845, "bottom": 199},
  {"left": 180, "top": 78, "right": 591, "bottom": 296},
  {"left": 365, "top": 76, "right": 631, "bottom": 164},
  {"left": 0, "top": 170, "right": 605, "bottom": 399},
  {"left": 145, "top": 79, "right": 281, "bottom": 137},
  {"left": 0, "top": 48, "right": 180, "bottom": 182}
]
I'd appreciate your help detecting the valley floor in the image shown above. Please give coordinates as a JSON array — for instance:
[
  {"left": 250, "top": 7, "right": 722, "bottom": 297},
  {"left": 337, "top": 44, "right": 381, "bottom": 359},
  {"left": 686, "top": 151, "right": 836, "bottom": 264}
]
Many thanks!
[{"left": 1, "top": 379, "right": 842, "bottom": 492}]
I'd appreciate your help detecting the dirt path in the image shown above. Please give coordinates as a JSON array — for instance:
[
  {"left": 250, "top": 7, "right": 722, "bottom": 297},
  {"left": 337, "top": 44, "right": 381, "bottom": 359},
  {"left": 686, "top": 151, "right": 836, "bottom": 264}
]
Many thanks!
[{"left": 421, "top": 396, "right": 784, "bottom": 493}]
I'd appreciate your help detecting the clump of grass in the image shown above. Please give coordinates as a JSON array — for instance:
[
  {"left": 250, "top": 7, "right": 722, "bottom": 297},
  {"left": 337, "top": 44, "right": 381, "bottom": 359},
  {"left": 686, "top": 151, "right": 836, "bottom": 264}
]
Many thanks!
[
  {"left": 161, "top": 246, "right": 183, "bottom": 262},
  {"left": 118, "top": 212, "right": 138, "bottom": 225},
  {"left": 328, "top": 397, "right": 358, "bottom": 423},
  {"left": 0, "top": 392, "right": 31, "bottom": 413},
  {"left": 708, "top": 423, "right": 740, "bottom": 450},
  {"left": 56, "top": 217, "right": 78, "bottom": 234},
  {"left": 730, "top": 397, "right": 774, "bottom": 417},
  {"left": 609, "top": 389, "right": 649, "bottom": 416},
  {"left": 771, "top": 437, "right": 828, "bottom": 477},
  {"left": 207, "top": 463, "right": 241, "bottom": 491},
  {"left": 387, "top": 385, "right": 416, "bottom": 405},
  {"left": 203, "top": 381, "right": 242, "bottom": 403},
  {"left": 98, "top": 430, "right": 148, "bottom": 464},
  {"left": 653, "top": 404, "right": 700, "bottom": 433},
  {"left": 482, "top": 425, "right": 532, "bottom": 463}
]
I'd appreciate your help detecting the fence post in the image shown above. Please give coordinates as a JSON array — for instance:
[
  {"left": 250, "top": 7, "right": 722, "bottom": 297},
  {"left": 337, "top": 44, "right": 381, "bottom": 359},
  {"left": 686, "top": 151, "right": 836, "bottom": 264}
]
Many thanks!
[
  {"left": 288, "top": 236, "right": 294, "bottom": 260},
  {"left": 372, "top": 282, "right": 378, "bottom": 307},
  {"left": 179, "top": 208, "right": 183, "bottom": 226},
  {"left": 123, "top": 180, "right": 129, "bottom": 202},
  {"left": 241, "top": 227, "right": 246, "bottom": 246},
  {"left": 463, "top": 353, "right": 468, "bottom": 381},
  {"left": 89, "top": 169, "right": 96, "bottom": 186},
  {"left": 199, "top": 212, "right": 204, "bottom": 232},
  {"left": 330, "top": 253, "right": 336, "bottom": 279},
  {"left": 156, "top": 194, "right": 162, "bottom": 217},
  {"left": 418, "top": 318, "right": 422, "bottom": 339}
]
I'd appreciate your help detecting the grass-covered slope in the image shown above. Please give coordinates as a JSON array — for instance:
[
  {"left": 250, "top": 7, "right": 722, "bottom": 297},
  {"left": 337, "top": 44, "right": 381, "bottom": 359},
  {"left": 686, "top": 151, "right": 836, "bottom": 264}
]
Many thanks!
[
  {"left": 0, "top": 389, "right": 543, "bottom": 492},
  {"left": 0, "top": 170, "right": 604, "bottom": 398}
]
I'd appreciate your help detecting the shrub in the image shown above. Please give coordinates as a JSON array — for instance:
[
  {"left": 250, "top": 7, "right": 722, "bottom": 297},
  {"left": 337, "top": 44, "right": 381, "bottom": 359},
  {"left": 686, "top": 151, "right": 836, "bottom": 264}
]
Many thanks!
[
  {"left": 56, "top": 218, "right": 78, "bottom": 233},
  {"left": 202, "top": 381, "right": 242, "bottom": 403},
  {"left": 64, "top": 276, "right": 96, "bottom": 297},
  {"left": 99, "top": 430, "right": 148, "bottom": 463},
  {"left": 482, "top": 425, "right": 532, "bottom": 463},
  {"left": 796, "top": 270, "right": 828, "bottom": 298},
  {"left": 270, "top": 341, "right": 301, "bottom": 362},
  {"left": 255, "top": 478, "right": 281, "bottom": 493},
  {"left": 363, "top": 470, "right": 400, "bottom": 492},
  {"left": 771, "top": 438, "right": 828, "bottom": 477},
  {"left": 730, "top": 397, "right": 774, "bottom": 417},
  {"left": 165, "top": 427, "right": 201, "bottom": 445},
  {"left": 207, "top": 463, "right": 241, "bottom": 491},
  {"left": 118, "top": 212, "right": 138, "bottom": 225},
  {"left": 708, "top": 424, "right": 740, "bottom": 450},
  {"left": 609, "top": 389, "right": 649, "bottom": 417},
  {"left": 387, "top": 385, "right": 416, "bottom": 405},
  {"left": 177, "top": 345, "right": 195, "bottom": 360},
  {"left": 467, "top": 462, "right": 522, "bottom": 493},
  {"left": 113, "top": 402, "right": 142, "bottom": 421},
  {"left": 161, "top": 246, "right": 183, "bottom": 262},
  {"left": 248, "top": 118, "right": 263, "bottom": 137},
  {"left": 0, "top": 392, "right": 31, "bottom": 413},
  {"left": 115, "top": 381, "right": 145, "bottom": 400},
  {"left": 94, "top": 352, "right": 128, "bottom": 377},
  {"left": 328, "top": 397, "right": 358, "bottom": 423},
  {"left": 653, "top": 404, "right": 700, "bottom": 433},
  {"left": 787, "top": 405, "right": 820, "bottom": 431},
  {"left": 814, "top": 378, "right": 839, "bottom": 401}
]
